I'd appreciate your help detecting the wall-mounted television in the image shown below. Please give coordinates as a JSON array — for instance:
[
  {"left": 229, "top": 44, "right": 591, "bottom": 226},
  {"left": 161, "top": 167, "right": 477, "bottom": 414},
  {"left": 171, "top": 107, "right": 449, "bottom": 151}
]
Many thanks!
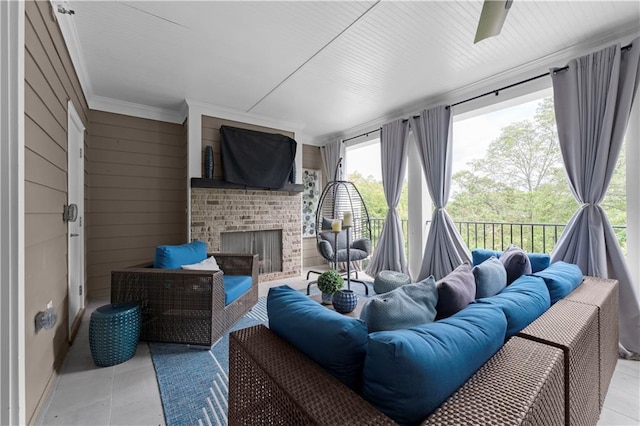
[{"left": 220, "top": 125, "right": 296, "bottom": 190}]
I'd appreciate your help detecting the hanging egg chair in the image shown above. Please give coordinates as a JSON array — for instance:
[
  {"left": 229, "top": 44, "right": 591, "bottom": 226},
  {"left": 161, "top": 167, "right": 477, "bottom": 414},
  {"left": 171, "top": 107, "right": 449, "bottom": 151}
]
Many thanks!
[{"left": 306, "top": 159, "right": 372, "bottom": 295}]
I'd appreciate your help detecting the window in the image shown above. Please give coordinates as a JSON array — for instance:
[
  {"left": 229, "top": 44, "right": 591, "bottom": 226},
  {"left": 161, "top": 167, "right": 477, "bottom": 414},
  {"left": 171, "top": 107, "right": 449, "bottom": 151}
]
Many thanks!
[
  {"left": 449, "top": 91, "right": 627, "bottom": 253},
  {"left": 345, "top": 138, "right": 409, "bottom": 252}
]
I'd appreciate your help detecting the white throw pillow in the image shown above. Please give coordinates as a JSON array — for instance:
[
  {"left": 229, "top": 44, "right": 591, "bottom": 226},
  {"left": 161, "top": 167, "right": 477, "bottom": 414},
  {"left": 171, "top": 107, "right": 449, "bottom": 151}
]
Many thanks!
[{"left": 181, "top": 256, "right": 221, "bottom": 272}]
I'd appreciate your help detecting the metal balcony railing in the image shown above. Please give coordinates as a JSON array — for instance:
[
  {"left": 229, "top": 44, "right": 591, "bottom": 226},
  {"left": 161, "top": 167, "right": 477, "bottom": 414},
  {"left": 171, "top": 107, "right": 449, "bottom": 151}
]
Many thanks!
[{"left": 367, "top": 218, "right": 627, "bottom": 256}]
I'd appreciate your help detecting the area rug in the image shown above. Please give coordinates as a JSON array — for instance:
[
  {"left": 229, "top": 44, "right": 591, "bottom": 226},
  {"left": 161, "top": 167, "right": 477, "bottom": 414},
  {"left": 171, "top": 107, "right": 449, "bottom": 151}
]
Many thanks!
[{"left": 149, "top": 298, "right": 268, "bottom": 426}]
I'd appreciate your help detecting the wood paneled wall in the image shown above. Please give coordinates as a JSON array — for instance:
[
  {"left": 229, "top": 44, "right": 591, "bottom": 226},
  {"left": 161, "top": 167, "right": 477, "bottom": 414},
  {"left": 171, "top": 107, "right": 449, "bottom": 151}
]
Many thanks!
[
  {"left": 302, "top": 144, "right": 326, "bottom": 268},
  {"left": 24, "top": 1, "right": 89, "bottom": 422},
  {"left": 87, "top": 111, "right": 187, "bottom": 298}
]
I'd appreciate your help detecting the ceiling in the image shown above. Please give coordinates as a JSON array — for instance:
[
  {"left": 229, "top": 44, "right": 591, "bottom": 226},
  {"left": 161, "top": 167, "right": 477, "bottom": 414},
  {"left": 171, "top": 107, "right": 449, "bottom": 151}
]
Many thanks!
[{"left": 58, "top": 1, "right": 639, "bottom": 143}]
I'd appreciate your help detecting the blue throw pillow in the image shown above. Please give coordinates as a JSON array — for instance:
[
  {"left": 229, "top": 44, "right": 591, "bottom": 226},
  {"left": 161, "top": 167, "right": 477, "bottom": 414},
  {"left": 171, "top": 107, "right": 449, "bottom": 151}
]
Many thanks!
[
  {"left": 533, "top": 261, "right": 584, "bottom": 304},
  {"left": 360, "top": 276, "right": 438, "bottom": 333},
  {"left": 527, "top": 252, "right": 551, "bottom": 273},
  {"left": 154, "top": 241, "right": 207, "bottom": 269},
  {"left": 362, "top": 304, "right": 507, "bottom": 425},
  {"left": 435, "top": 262, "right": 476, "bottom": 319},
  {"left": 472, "top": 256, "right": 507, "bottom": 299},
  {"left": 267, "top": 285, "right": 368, "bottom": 391},
  {"left": 472, "top": 248, "right": 550, "bottom": 273},
  {"left": 500, "top": 245, "right": 532, "bottom": 285},
  {"left": 472, "top": 248, "right": 501, "bottom": 266},
  {"left": 477, "top": 275, "right": 550, "bottom": 339}
]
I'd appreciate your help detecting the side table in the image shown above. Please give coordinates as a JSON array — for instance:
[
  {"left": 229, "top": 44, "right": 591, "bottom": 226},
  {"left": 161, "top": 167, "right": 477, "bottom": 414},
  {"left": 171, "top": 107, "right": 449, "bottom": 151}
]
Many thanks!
[{"left": 89, "top": 302, "right": 141, "bottom": 367}]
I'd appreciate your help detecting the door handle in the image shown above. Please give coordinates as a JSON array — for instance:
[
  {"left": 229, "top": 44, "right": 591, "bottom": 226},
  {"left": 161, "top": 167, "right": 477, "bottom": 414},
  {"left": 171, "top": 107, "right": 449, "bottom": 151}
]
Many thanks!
[{"left": 70, "top": 233, "right": 80, "bottom": 237}]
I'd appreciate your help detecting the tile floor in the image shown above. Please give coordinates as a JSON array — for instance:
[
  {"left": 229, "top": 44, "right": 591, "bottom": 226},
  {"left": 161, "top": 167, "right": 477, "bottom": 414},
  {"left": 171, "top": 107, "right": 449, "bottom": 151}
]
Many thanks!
[{"left": 38, "top": 269, "right": 640, "bottom": 425}]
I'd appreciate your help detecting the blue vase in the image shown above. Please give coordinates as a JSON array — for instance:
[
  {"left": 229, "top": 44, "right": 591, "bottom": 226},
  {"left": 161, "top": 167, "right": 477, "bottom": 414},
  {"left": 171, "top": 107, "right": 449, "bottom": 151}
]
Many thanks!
[
  {"left": 321, "top": 292, "right": 333, "bottom": 305},
  {"left": 204, "top": 146, "right": 214, "bottom": 179},
  {"left": 332, "top": 290, "right": 357, "bottom": 314}
]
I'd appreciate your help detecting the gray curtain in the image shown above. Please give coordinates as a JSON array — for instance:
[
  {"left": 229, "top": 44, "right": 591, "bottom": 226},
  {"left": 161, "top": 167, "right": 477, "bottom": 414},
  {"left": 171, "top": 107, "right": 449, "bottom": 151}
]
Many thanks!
[
  {"left": 410, "top": 106, "right": 471, "bottom": 281},
  {"left": 366, "top": 120, "right": 410, "bottom": 277},
  {"left": 551, "top": 37, "right": 640, "bottom": 357},
  {"left": 321, "top": 139, "right": 344, "bottom": 181}
]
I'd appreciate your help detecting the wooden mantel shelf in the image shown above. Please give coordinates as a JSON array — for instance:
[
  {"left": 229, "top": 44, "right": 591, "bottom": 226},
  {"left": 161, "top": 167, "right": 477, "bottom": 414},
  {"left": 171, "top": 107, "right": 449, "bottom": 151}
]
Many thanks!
[{"left": 191, "top": 178, "right": 303, "bottom": 193}]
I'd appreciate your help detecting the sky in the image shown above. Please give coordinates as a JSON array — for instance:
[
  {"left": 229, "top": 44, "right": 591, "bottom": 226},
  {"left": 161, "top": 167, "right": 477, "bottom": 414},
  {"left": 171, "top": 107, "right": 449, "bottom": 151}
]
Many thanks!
[{"left": 346, "top": 97, "right": 547, "bottom": 181}]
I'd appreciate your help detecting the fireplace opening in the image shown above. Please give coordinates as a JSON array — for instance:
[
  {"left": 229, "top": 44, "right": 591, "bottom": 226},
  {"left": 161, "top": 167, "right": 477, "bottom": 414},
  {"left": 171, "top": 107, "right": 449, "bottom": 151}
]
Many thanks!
[{"left": 221, "top": 230, "right": 283, "bottom": 274}]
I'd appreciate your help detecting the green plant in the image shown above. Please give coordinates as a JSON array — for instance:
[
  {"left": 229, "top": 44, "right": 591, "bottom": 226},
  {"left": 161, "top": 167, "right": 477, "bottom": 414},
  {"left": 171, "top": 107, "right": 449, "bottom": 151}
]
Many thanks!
[{"left": 317, "top": 270, "right": 344, "bottom": 294}]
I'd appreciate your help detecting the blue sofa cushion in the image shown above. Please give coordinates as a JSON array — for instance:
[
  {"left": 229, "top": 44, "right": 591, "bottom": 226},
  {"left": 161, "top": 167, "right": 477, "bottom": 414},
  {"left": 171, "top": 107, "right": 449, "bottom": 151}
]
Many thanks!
[
  {"left": 223, "top": 275, "right": 252, "bottom": 305},
  {"left": 435, "top": 262, "right": 475, "bottom": 319},
  {"left": 267, "top": 285, "right": 368, "bottom": 391},
  {"left": 500, "top": 245, "right": 532, "bottom": 284},
  {"left": 477, "top": 275, "right": 550, "bottom": 339},
  {"left": 154, "top": 241, "right": 207, "bottom": 269},
  {"left": 472, "top": 256, "right": 507, "bottom": 298},
  {"left": 360, "top": 276, "right": 438, "bottom": 333},
  {"left": 533, "top": 261, "right": 584, "bottom": 304},
  {"left": 362, "top": 304, "right": 507, "bottom": 425},
  {"left": 472, "top": 248, "right": 550, "bottom": 273}
]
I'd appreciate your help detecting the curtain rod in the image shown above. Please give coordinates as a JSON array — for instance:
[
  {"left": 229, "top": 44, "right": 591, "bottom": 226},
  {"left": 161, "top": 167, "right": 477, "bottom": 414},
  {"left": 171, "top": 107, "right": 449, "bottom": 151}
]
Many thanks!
[{"left": 341, "top": 42, "right": 632, "bottom": 143}]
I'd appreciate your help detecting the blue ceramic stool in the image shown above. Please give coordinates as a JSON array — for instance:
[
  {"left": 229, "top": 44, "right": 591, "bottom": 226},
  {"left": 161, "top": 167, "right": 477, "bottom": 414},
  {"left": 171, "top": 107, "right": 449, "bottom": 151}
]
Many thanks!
[
  {"left": 373, "top": 270, "right": 411, "bottom": 294},
  {"left": 89, "top": 302, "right": 141, "bottom": 367}
]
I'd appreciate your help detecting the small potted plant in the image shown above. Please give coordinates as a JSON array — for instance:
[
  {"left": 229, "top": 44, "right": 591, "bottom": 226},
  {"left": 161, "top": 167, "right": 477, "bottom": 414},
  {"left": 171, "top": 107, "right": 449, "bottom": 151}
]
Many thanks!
[{"left": 317, "top": 270, "right": 344, "bottom": 305}]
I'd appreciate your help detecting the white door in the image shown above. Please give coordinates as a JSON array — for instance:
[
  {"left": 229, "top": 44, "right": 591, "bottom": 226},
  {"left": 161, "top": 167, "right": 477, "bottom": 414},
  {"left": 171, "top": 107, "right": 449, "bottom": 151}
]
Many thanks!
[{"left": 67, "top": 101, "right": 85, "bottom": 336}]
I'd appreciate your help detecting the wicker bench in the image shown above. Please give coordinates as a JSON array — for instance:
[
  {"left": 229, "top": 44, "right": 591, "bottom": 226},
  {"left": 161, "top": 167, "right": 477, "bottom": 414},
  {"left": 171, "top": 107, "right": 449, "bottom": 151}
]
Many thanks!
[
  {"left": 111, "top": 253, "right": 258, "bottom": 346},
  {"left": 228, "top": 276, "right": 618, "bottom": 425}
]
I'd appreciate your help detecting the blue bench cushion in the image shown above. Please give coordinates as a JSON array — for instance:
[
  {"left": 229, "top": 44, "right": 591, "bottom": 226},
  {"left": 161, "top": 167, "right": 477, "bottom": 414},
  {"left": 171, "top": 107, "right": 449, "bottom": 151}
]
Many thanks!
[
  {"left": 223, "top": 275, "right": 252, "bottom": 305},
  {"left": 533, "top": 261, "right": 583, "bottom": 304},
  {"left": 267, "top": 285, "right": 368, "bottom": 391},
  {"left": 154, "top": 241, "right": 207, "bottom": 269},
  {"left": 362, "top": 303, "right": 507, "bottom": 425},
  {"left": 360, "top": 276, "right": 438, "bottom": 333},
  {"left": 477, "top": 274, "right": 550, "bottom": 339},
  {"left": 472, "top": 248, "right": 551, "bottom": 273},
  {"left": 472, "top": 256, "right": 507, "bottom": 298}
]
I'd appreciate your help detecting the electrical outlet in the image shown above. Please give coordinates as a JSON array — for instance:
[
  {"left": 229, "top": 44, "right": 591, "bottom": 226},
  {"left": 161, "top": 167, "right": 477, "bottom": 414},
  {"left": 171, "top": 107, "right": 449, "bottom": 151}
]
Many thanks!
[{"left": 34, "top": 303, "right": 57, "bottom": 333}]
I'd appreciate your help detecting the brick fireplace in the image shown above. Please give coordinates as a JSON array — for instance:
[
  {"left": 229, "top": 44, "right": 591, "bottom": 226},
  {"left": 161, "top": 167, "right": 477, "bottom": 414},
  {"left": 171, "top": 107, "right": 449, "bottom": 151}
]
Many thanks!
[{"left": 190, "top": 187, "right": 302, "bottom": 282}]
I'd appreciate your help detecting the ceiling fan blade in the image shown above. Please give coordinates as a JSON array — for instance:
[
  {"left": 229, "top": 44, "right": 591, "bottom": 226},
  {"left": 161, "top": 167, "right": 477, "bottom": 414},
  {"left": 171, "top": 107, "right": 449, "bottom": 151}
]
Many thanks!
[{"left": 474, "top": 0, "right": 513, "bottom": 44}]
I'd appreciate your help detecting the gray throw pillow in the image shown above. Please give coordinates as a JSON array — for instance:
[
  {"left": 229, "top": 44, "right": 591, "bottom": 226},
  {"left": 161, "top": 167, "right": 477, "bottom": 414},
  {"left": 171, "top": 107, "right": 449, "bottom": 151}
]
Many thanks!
[
  {"left": 501, "top": 245, "right": 532, "bottom": 285},
  {"left": 359, "top": 276, "right": 438, "bottom": 333},
  {"left": 473, "top": 256, "right": 507, "bottom": 298},
  {"left": 435, "top": 262, "right": 476, "bottom": 320}
]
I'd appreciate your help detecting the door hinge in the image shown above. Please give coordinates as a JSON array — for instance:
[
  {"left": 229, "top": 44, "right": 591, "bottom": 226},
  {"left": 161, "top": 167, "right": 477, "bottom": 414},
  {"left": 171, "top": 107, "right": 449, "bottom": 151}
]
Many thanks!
[
  {"left": 79, "top": 148, "right": 83, "bottom": 159},
  {"left": 79, "top": 216, "right": 82, "bottom": 227},
  {"left": 79, "top": 285, "right": 83, "bottom": 296}
]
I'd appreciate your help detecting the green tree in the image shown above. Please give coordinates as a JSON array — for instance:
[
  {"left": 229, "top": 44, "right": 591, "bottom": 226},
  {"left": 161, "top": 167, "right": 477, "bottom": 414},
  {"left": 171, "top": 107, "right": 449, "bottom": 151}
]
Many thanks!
[
  {"left": 348, "top": 171, "right": 408, "bottom": 220},
  {"left": 449, "top": 97, "right": 575, "bottom": 224},
  {"left": 448, "top": 96, "right": 627, "bottom": 252}
]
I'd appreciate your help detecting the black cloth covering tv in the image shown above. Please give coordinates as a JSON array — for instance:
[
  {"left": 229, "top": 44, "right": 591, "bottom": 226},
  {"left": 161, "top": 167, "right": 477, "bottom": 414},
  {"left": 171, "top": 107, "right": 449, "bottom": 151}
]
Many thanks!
[{"left": 220, "top": 125, "right": 296, "bottom": 189}]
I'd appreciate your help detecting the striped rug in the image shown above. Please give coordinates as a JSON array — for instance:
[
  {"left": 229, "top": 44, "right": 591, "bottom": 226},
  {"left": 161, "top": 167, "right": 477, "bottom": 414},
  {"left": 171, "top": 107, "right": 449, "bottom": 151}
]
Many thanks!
[{"left": 149, "top": 297, "right": 268, "bottom": 426}]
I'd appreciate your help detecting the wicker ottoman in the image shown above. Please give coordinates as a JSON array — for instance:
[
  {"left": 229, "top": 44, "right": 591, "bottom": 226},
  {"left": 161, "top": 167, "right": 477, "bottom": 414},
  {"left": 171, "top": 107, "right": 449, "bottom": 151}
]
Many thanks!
[
  {"left": 89, "top": 302, "right": 142, "bottom": 367},
  {"left": 374, "top": 270, "right": 411, "bottom": 294}
]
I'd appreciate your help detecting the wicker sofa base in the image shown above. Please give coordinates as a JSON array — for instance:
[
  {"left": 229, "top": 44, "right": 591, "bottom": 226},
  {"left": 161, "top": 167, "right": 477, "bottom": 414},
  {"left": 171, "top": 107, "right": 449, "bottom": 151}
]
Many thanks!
[
  {"left": 228, "top": 276, "right": 618, "bottom": 425},
  {"left": 112, "top": 253, "right": 258, "bottom": 346}
]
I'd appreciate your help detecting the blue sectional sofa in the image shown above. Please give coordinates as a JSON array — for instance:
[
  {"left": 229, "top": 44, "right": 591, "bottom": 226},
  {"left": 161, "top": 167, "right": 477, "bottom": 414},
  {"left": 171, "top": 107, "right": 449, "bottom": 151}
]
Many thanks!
[{"left": 229, "top": 259, "right": 619, "bottom": 425}]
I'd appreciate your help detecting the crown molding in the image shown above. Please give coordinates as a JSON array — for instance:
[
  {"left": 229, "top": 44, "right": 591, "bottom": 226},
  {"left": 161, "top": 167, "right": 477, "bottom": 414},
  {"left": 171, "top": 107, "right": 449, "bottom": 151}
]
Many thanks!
[
  {"left": 90, "top": 96, "right": 187, "bottom": 124},
  {"left": 50, "top": 0, "right": 93, "bottom": 105},
  {"left": 185, "top": 99, "right": 304, "bottom": 135}
]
